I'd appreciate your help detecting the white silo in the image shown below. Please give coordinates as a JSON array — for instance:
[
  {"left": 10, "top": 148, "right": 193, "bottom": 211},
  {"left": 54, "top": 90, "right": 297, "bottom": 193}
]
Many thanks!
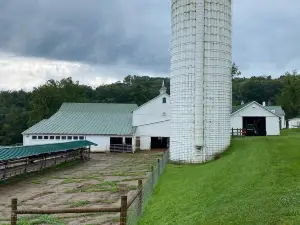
[{"left": 170, "top": 0, "right": 232, "bottom": 163}]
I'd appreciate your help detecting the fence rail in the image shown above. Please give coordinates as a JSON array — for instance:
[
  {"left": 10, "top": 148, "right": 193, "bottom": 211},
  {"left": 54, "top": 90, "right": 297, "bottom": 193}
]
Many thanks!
[
  {"left": 10, "top": 149, "right": 169, "bottom": 225},
  {"left": 231, "top": 128, "right": 246, "bottom": 137}
]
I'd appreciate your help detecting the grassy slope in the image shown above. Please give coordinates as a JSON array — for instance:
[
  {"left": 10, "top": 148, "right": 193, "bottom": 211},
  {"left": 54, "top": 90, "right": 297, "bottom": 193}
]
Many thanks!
[{"left": 139, "top": 129, "right": 300, "bottom": 225}]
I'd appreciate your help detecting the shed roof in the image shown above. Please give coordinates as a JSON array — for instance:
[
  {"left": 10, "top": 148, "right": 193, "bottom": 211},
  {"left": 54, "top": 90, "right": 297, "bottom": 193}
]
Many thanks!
[
  {"left": 231, "top": 101, "right": 280, "bottom": 117},
  {"left": 22, "top": 103, "right": 137, "bottom": 135},
  {"left": 0, "top": 140, "right": 96, "bottom": 161},
  {"left": 264, "top": 106, "right": 285, "bottom": 116}
]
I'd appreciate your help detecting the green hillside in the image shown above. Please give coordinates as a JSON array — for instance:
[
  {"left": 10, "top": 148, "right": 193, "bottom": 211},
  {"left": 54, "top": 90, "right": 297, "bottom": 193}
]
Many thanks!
[{"left": 139, "top": 129, "right": 300, "bottom": 225}]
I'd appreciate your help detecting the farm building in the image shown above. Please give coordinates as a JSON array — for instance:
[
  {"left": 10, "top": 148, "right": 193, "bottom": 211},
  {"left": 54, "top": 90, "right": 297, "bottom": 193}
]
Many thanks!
[
  {"left": 23, "top": 83, "right": 170, "bottom": 152},
  {"left": 231, "top": 101, "right": 281, "bottom": 136},
  {"left": 22, "top": 84, "right": 285, "bottom": 151},
  {"left": 288, "top": 116, "right": 300, "bottom": 128}
]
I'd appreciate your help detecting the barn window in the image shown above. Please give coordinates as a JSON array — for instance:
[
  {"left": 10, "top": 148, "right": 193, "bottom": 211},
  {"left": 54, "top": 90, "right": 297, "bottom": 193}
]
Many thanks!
[
  {"left": 44, "top": 136, "right": 48, "bottom": 139},
  {"left": 162, "top": 97, "right": 166, "bottom": 103},
  {"left": 73, "top": 136, "right": 78, "bottom": 140},
  {"left": 32, "top": 136, "right": 37, "bottom": 140},
  {"left": 50, "top": 136, "right": 54, "bottom": 140},
  {"left": 56, "top": 136, "right": 61, "bottom": 140},
  {"left": 79, "top": 136, "right": 84, "bottom": 140},
  {"left": 67, "top": 136, "right": 72, "bottom": 140},
  {"left": 62, "top": 136, "right": 66, "bottom": 140},
  {"left": 38, "top": 136, "right": 42, "bottom": 140}
]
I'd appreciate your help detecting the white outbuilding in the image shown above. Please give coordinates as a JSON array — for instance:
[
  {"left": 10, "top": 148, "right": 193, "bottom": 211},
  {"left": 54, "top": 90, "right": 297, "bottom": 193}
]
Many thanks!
[
  {"left": 231, "top": 101, "right": 281, "bottom": 136},
  {"left": 288, "top": 116, "right": 300, "bottom": 129}
]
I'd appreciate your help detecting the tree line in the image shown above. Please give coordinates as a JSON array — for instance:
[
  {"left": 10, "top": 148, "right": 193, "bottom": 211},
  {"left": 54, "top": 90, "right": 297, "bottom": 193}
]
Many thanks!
[{"left": 0, "top": 68, "right": 299, "bottom": 145}]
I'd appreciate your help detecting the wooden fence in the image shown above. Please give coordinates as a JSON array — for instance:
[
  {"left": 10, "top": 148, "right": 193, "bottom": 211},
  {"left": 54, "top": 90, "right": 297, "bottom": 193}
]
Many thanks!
[
  {"left": 231, "top": 128, "right": 246, "bottom": 137},
  {"left": 10, "top": 150, "right": 169, "bottom": 225}
]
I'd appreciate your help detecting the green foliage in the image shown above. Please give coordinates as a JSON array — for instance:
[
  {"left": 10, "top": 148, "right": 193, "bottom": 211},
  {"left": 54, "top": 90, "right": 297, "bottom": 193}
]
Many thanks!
[
  {"left": 1, "top": 69, "right": 300, "bottom": 146},
  {"left": 70, "top": 200, "right": 90, "bottom": 208},
  {"left": 139, "top": 130, "right": 300, "bottom": 224}
]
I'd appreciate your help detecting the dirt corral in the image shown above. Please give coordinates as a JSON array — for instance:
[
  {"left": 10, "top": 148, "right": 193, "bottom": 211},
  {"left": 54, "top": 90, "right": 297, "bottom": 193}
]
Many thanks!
[{"left": 0, "top": 151, "right": 164, "bottom": 225}]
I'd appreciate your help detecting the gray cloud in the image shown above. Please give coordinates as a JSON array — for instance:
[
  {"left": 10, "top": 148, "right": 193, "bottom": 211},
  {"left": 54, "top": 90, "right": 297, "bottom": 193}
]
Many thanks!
[
  {"left": 0, "top": 0, "right": 170, "bottom": 73},
  {"left": 0, "top": 0, "right": 299, "bottom": 79}
]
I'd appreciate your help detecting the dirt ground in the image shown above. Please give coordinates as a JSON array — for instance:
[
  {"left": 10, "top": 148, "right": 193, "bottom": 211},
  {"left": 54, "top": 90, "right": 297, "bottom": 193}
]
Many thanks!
[{"left": 0, "top": 151, "right": 165, "bottom": 225}]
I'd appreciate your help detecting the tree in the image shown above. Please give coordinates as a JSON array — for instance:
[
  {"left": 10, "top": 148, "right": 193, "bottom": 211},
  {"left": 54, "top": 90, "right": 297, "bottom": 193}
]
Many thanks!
[{"left": 232, "top": 62, "right": 241, "bottom": 78}]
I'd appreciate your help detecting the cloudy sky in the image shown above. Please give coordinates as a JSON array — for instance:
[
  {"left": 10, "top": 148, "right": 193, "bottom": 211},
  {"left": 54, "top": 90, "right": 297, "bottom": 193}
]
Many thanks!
[{"left": 0, "top": 0, "right": 299, "bottom": 90}]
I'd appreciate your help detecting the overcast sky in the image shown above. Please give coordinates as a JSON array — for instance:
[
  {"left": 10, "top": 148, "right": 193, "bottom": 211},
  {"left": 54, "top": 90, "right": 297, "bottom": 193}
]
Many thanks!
[{"left": 0, "top": 0, "right": 299, "bottom": 90}]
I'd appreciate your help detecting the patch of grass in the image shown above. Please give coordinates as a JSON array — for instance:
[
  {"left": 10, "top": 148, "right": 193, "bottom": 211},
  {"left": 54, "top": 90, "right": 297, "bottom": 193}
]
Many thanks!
[
  {"left": 139, "top": 131, "right": 300, "bottom": 224},
  {"left": 70, "top": 200, "right": 90, "bottom": 208},
  {"left": 65, "top": 181, "right": 120, "bottom": 193},
  {"left": 31, "top": 179, "right": 43, "bottom": 184},
  {"left": 61, "top": 178, "right": 85, "bottom": 184},
  {"left": 1, "top": 215, "right": 65, "bottom": 225}
]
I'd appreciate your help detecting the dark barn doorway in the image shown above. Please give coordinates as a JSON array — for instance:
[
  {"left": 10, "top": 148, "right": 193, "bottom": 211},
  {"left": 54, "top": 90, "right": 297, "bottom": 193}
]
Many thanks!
[
  {"left": 151, "top": 137, "right": 169, "bottom": 149},
  {"left": 243, "top": 117, "right": 266, "bottom": 136}
]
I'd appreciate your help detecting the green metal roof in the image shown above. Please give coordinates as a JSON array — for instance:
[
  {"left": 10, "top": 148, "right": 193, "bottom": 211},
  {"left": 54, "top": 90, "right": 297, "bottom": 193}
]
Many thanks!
[
  {"left": 0, "top": 140, "right": 96, "bottom": 161},
  {"left": 23, "top": 103, "right": 138, "bottom": 135}
]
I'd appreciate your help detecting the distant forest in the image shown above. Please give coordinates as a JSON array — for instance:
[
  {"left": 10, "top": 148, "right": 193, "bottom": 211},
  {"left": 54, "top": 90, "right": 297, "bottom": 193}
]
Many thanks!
[{"left": 1, "top": 64, "right": 300, "bottom": 145}]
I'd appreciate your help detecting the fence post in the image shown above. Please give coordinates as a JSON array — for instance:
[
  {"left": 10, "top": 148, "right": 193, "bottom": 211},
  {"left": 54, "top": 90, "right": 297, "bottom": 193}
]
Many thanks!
[
  {"left": 137, "top": 179, "right": 143, "bottom": 217},
  {"left": 231, "top": 128, "right": 233, "bottom": 136},
  {"left": 157, "top": 159, "right": 161, "bottom": 177},
  {"left": 11, "top": 198, "right": 17, "bottom": 225},
  {"left": 151, "top": 166, "right": 154, "bottom": 190},
  {"left": 120, "top": 195, "right": 127, "bottom": 225}
]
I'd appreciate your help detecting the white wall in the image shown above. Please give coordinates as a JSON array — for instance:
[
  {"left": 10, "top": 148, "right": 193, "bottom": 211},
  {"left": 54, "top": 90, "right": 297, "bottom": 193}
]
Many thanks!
[
  {"left": 23, "top": 134, "right": 134, "bottom": 152},
  {"left": 133, "top": 94, "right": 170, "bottom": 127},
  {"left": 231, "top": 116, "right": 243, "bottom": 129},
  {"left": 266, "top": 117, "right": 280, "bottom": 135},
  {"left": 231, "top": 102, "right": 280, "bottom": 135},
  {"left": 135, "top": 120, "right": 170, "bottom": 150},
  {"left": 289, "top": 119, "right": 300, "bottom": 128},
  {"left": 140, "top": 137, "right": 151, "bottom": 150},
  {"left": 281, "top": 115, "right": 286, "bottom": 129}
]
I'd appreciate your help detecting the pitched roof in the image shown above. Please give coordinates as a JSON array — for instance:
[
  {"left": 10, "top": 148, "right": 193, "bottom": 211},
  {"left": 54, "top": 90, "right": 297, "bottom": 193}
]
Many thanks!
[
  {"left": 133, "top": 93, "right": 169, "bottom": 112},
  {"left": 0, "top": 140, "right": 96, "bottom": 161},
  {"left": 264, "top": 106, "right": 285, "bottom": 115},
  {"left": 231, "top": 101, "right": 280, "bottom": 117},
  {"left": 23, "top": 103, "right": 138, "bottom": 135}
]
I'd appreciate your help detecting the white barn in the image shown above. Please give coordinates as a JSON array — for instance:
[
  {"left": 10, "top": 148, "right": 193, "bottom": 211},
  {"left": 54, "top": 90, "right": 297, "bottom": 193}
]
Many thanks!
[
  {"left": 231, "top": 101, "right": 281, "bottom": 136},
  {"left": 22, "top": 83, "right": 170, "bottom": 152},
  {"left": 132, "top": 83, "right": 170, "bottom": 150}
]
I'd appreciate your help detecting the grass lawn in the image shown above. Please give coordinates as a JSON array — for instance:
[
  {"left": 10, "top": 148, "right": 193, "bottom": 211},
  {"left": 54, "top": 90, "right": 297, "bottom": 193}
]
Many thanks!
[{"left": 139, "top": 129, "right": 300, "bottom": 225}]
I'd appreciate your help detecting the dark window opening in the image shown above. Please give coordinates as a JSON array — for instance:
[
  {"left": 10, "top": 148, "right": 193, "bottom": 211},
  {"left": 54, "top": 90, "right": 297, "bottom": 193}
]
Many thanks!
[
  {"left": 67, "top": 136, "right": 72, "bottom": 140},
  {"left": 38, "top": 136, "right": 42, "bottom": 140},
  {"left": 162, "top": 97, "right": 166, "bottom": 103},
  {"left": 50, "top": 136, "right": 54, "bottom": 140},
  {"left": 125, "top": 137, "right": 132, "bottom": 145},
  {"left": 56, "top": 136, "right": 61, "bottom": 140},
  {"left": 44, "top": 136, "right": 48, "bottom": 139},
  {"left": 32, "top": 136, "right": 37, "bottom": 140},
  {"left": 110, "top": 137, "right": 123, "bottom": 145},
  {"left": 151, "top": 137, "right": 169, "bottom": 149},
  {"left": 79, "top": 136, "right": 84, "bottom": 140},
  {"left": 73, "top": 136, "right": 78, "bottom": 140},
  {"left": 62, "top": 136, "right": 66, "bottom": 140}
]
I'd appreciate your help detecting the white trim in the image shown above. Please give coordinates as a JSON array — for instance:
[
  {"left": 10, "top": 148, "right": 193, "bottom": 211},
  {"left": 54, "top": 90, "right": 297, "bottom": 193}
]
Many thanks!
[
  {"left": 132, "top": 93, "right": 169, "bottom": 112},
  {"left": 231, "top": 101, "right": 280, "bottom": 118}
]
